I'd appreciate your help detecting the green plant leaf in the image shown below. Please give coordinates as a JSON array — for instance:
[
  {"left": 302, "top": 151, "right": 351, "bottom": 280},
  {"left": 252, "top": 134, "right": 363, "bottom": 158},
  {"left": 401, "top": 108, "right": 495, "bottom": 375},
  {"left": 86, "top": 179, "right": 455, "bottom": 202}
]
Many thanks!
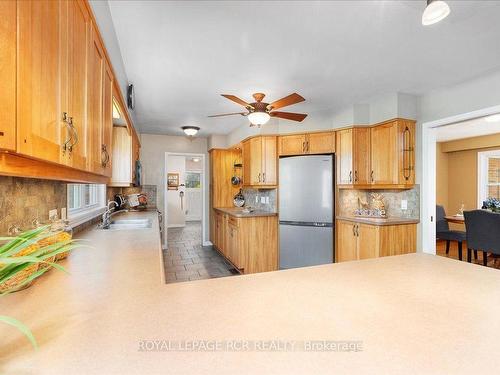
[{"left": 0, "top": 315, "right": 37, "bottom": 349}]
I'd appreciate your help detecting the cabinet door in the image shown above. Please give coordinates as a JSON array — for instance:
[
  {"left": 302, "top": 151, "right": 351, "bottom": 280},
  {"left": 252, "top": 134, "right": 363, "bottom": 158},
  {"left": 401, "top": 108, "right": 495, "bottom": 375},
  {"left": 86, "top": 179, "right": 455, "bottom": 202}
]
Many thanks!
[
  {"left": 243, "top": 137, "right": 262, "bottom": 185},
  {"left": 336, "top": 220, "right": 357, "bottom": 262},
  {"left": 17, "top": 0, "right": 64, "bottom": 162},
  {"left": 357, "top": 224, "right": 379, "bottom": 259},
  {"left": 308, "top": 132, "right": 335, "bottom": 154},
  {"left": 370, "top": 122, "right": 398, "bottom": 185},
  {"left": 398, "top": 120, "right": 415, "bottom": 186},
  {"left": 227, "top": 224, "right": 241, "bottom": 267},
  {"left": 66, "top": 0, "right": 90, "bottom": 171},
  {"left": 336, "top": 129, "right": 353, "bottom": 185},
  {"left": 131, "top": 132, "right": 140, "bottom": 182},
  {"left": 110, "top": 127, "right": 132, "bottom": 186},
  {"left": 87, "top": 25, "right": 105, "bottom": 174},
  {"left": 353, "top": 128, "right": 371, "bottom": 185},
  {"left": 0, "top": 0, "right": 16, "bottom": 151},
  {"left": 278, "top": 134, "right": 306, "bottom": 156},
  {"left": 102, "top": 62, "right": 114, "bottom": 177},
  {"left": 262, "top": 136, "right": 277, "bottom": 185}
]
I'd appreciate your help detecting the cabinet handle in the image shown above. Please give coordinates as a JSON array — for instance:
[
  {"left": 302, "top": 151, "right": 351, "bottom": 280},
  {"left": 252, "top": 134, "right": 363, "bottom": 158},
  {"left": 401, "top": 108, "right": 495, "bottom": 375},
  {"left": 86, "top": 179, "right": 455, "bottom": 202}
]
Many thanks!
[
  {"left": 302, "top": 142, "right": 306, "bottom": 153},
  {"left": 370, "top": 170, "right": 374, "bottom": 183},
  {"left": 349, "top": 171, "right": 352, "bottom": 183},
  {"left": 262, "top": 172, "right": 266, "bottom": 183},
  {"left": 258, "top": 173, "right": 261, "bottom": 183},
  {"left": 67, "top": 117, "right": 78, "bottom": 152},
  {"left": 356, "top": 224, "right": 359, "bottom": 237},
  {"left": 101, "top": 144, "right": 110, "bottom": 167},
  {"left": 306, "top": 141, "right": 310, "bottom": 152},
  {"left": 354, "top": 170, "right": 358, "bottom": 182},
  {"left": 62, "top": 112, "right": 72, "bottom": 152},
  {"left": 352, "top": 224, "right": 356, "bottom": 236}
]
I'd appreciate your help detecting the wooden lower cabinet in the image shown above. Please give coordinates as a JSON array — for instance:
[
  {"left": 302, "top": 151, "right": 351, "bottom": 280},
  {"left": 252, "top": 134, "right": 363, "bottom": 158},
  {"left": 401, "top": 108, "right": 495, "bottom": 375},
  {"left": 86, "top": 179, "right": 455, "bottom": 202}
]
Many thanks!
[
  {"left": 336, "top": 220, "right": 416, "bottom": 262},
  {"left": 212, "top": 210, "right": 278, "bottom": 274}
]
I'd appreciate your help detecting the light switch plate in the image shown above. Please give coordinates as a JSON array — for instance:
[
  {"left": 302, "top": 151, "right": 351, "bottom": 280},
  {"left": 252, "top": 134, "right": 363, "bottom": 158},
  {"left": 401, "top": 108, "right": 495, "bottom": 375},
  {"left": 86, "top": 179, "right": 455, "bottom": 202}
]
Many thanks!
[
  {"left": 401, "top": 200, "right": 408, "bottom": 210},
  {"left": 255, "top": 196, "right": 259, "bottom": 203},
  {"left": 260, "top": 196, "right": 266, "bottom": 204},
  {"left": 49, "top": 209, "right": 58, "bottom": 221},
  {"left": 61, "top": 207, "right": 67, "bottom": 221},
  {"left": 265, "top": 196, "right": 269, "bottom": 204}
]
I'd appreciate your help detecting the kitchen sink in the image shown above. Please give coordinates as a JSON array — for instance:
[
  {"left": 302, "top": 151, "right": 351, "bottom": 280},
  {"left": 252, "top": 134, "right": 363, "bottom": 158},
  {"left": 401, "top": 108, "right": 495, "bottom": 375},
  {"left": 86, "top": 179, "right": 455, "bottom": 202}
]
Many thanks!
[{"left": 107, "top": 218, "right": 152, "bottom": 230}]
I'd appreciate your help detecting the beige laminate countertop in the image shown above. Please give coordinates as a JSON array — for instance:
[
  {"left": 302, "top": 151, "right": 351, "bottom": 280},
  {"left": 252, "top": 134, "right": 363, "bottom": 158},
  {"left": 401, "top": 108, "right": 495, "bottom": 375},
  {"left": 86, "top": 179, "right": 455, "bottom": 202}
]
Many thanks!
[
  {"left": 214, "top": 207, "right": 278, "bottom": 218},
  {"left": 1, "top": 210, "right": 500, "bottom": 374},
  {"left": 336, "top": 215, "right": 420, "bottom": 226}
]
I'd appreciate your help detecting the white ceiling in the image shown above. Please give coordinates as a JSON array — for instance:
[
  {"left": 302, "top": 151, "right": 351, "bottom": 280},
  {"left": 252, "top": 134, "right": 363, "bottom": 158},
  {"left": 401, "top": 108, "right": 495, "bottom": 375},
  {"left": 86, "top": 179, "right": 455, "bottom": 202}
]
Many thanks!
[
  {"left": 108, "top": 0, "right": 500, "bottom": 137},
  {"left": 435, "top": 115, "right": 500, "bottom": 142}
]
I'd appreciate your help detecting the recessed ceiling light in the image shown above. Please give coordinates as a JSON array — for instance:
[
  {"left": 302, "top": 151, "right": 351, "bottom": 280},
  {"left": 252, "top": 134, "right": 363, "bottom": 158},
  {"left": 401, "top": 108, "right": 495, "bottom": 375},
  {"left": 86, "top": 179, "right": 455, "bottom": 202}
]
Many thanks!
[
  {"left": 422, "top": 0, "right": 450, "bottom": 26},
  {"left": 485, "top": 114, "right": 500, "bottom": 123},
  {"left": 181, "top": 126, "right": 200, "bottom": 136}
]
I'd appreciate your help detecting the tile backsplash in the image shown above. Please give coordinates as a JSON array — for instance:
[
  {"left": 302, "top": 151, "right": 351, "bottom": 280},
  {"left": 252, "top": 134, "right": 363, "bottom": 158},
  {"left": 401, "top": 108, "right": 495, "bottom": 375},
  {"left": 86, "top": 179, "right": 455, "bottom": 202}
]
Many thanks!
[
  {"left": 0, "top": 176, "right": 67, "bottom": 235},
  {"left": 106, "top": 184, "right": 157, "bottom": 208},
  {"left": 242, "top": 188, "right": 277, "bottom": 212},
  {"left": 338, "top": 186, "right": 420, "bottom": 219}
]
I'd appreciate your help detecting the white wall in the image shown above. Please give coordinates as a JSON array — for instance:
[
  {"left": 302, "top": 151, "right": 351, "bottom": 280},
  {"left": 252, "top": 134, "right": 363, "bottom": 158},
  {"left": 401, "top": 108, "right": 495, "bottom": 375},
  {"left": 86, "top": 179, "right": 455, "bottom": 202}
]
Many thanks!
[
  {"left": 166, "top": 156, "right": 186, "bottom": 228},
  {"left": 140, "top": 134, "right": 209, "bottom": 242}
]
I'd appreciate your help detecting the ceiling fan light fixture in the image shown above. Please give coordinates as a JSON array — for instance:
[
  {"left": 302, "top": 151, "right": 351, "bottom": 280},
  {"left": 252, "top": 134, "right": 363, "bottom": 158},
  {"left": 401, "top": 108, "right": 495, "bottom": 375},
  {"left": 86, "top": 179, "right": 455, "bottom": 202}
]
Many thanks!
[
  {"left": 182, "top": 126, "right": 200, "bottom": 136},
  {"left": 422, "top": 0, "right": 450, "bottom": 26},
  {"left": 247, "top": 111, "right": 270, "bottom": 126}
]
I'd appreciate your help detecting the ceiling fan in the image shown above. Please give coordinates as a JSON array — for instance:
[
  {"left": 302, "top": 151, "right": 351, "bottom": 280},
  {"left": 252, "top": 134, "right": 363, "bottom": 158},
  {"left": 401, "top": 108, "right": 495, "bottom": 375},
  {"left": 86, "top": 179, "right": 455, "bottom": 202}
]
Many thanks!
[{"left": 208, "top": 92, "right": 307, "bottom": 126}]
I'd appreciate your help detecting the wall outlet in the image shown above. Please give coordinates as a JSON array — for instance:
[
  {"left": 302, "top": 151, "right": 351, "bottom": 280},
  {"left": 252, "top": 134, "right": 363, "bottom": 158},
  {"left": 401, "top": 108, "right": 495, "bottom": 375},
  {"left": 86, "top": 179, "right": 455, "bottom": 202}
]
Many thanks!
[
  {"left": 49, "top": 209, "right": 58, "bottom": 221},
  {"left": 61, "top": 207, "right": 67, "bottom": 221},
  {"left": 401, "top": 200, "right": 408, "bottom": 210},
  {"left": 255, "top": 196, "right": 259, "bottom": 204},
  {"left": 264, "top": 196, "right": 269, "bottom": 204},
  {"left": 260, "top": 196, "right": 266, "bottom": 204}
]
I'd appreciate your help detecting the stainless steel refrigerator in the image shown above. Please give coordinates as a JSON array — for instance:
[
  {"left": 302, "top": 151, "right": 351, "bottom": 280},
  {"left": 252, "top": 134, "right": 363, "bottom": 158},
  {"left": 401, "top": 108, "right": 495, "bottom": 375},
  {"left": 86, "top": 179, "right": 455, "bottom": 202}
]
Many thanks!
[{"left": 279, "top": 155, "right": 334, "bottom": 269}]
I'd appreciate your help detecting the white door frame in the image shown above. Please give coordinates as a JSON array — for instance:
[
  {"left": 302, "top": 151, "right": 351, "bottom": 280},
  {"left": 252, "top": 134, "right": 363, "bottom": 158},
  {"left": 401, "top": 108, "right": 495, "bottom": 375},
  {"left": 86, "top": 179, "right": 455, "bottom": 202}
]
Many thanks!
[
  {"left": 164, "top": 152, "right": 206, "bottom": 248},
  {"left": 421, "top": 104, "right": 500, "bottom": 254}
]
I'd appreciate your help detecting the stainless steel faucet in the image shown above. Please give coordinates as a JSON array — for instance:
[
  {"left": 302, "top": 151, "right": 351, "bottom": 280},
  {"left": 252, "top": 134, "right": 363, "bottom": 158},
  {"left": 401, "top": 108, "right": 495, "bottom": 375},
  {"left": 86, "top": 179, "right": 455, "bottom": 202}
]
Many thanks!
[{"left": 101, "top": 200, "right": 119, "bottom": 229}]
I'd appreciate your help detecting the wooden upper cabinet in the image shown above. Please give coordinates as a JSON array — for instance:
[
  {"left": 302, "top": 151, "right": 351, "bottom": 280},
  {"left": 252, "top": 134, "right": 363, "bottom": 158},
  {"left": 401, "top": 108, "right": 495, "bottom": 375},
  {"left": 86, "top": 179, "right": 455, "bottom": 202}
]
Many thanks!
[
  {"left": 65, "top": 0, "right": 90, "bottom": 171},
  {"left": 17, "top": 0, "right": 64, "bottom": 162},
  {"left": 352, "top": 127, "right": 371, "bottom": 185},
  {"left": 307, "top": 131, "right": 335, "bottom": 154},
  {"left": 102, "top": 61, "right": 114, "bottom": 177},
  {"left": 262, "top": 136, "right": 277, "bottom": 185},
  {"left": 88, "top": 24, "right": 105, "bottom": 175},
  {"left": 336, "top": 129, "right": 353, "bottom": 185},
  {"left": 243, "top": 136, "right": 277, "bottom": 187},
  {"left": 278, "top": 134, "right": 306, "bottom": 156},
  {"left": 278, "top": 132, "right": 335, "bottom": 156},
  {"left": 370, "top": 121, "right": 398, "bottom": 185},
  {"left": 0, "top": 0, "right": 16, "bottom": 151}
]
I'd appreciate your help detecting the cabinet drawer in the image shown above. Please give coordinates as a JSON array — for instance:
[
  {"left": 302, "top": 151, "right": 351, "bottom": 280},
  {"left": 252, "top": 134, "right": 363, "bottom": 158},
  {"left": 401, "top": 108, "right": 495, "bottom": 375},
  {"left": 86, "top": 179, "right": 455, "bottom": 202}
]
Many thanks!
[{"left": 228, "top": 216, "right": 239, "bottom": 228}]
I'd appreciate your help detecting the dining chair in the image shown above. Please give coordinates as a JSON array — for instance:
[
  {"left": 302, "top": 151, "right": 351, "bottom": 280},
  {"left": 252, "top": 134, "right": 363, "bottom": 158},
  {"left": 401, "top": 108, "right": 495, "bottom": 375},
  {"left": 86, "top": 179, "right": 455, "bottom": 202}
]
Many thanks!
[
  {"left": 464, "top": 210, "right": 500, "bottom": 266},
  {"left": 436, "top": 205, "right": 467, "bottom": 260}
]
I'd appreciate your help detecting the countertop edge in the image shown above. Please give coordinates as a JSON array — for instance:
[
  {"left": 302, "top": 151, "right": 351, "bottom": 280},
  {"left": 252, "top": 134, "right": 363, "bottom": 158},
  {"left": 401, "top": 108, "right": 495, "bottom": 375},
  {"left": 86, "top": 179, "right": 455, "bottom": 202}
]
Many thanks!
[
  {"left": 214, "top": 207, "right": 278, "bottom": 218},
  {"left": 336, "top": 215, "right": 420, "bottom": 226}
]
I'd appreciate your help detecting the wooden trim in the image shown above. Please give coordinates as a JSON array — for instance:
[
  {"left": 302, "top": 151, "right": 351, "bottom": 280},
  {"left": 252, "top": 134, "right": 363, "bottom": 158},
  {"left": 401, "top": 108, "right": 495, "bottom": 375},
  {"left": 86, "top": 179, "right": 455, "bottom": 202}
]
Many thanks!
[
  {"left": 0, "top": 151, "right": 109, "bottom": 184},
  {"left": 337, "top": 184, "right": 414, "bottom": 190}
]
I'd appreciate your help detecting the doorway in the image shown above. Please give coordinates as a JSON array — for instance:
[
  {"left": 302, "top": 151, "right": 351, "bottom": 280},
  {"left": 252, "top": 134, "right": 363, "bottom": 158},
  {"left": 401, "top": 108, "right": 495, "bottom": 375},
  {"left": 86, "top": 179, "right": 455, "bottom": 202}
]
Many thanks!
[{"left": 421, "top": 104, "right": 500, "bottom": 259}]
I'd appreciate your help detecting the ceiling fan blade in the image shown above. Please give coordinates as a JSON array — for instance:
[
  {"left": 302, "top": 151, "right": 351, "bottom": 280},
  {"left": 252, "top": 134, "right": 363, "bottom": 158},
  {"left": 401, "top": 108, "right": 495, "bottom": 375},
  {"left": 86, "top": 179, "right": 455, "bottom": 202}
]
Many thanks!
[
  {"left": 208, "top": 112, "right": 247, "bottom": 118},
  {"left": 270, "top": 111, "right": 308, "bottom": 122},
  {"left": 221, "top": 94, "right": 254, "bottom": 109},
  {"left": 267, "top": 93, "right": 305, "bottom": 110}
]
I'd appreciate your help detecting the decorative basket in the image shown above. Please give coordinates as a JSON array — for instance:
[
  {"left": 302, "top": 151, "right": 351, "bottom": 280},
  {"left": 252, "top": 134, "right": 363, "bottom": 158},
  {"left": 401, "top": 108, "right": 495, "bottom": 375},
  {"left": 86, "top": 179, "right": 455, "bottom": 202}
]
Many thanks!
[{"left": 0, "top": 242, "right": 40, "bottom": 293}]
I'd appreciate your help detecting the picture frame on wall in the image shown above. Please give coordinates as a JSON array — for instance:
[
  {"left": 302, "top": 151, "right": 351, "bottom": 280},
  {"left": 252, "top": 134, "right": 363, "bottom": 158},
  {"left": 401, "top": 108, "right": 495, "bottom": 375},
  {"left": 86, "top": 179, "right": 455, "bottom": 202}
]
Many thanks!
[{"left": 167, "top": 173, "right": 179, "bottom": 190}]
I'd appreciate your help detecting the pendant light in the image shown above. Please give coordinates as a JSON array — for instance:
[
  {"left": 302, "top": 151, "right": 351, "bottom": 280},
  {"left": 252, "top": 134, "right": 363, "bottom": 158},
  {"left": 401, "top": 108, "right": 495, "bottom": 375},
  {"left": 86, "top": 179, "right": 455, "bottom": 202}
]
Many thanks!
[
  {"left": 422, "top": 0, "right": 451, "bottom": 26},
  {"left": 247, "top": 111, "right": 271, "bottom": 126}
]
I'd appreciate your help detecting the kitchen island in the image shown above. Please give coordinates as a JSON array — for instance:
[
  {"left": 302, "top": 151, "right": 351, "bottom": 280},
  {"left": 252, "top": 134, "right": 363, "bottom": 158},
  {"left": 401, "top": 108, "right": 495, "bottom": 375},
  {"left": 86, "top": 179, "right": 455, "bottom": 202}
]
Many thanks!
[{"left": 1, "top": 210, "right": 500, "bottom": 374}]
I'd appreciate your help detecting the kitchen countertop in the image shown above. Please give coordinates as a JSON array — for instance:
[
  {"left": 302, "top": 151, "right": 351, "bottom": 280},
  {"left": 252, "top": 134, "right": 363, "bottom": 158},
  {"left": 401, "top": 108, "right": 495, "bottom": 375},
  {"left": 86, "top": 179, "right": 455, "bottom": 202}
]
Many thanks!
[
  {"left": 1, "top": 210, "right": 500, "bottom": 374},
  {"left": 214, "top": 206, "right": 278, "bottom": 218},
  {"left": 336, "top": 215, "right": 420, "bottom": 226}
]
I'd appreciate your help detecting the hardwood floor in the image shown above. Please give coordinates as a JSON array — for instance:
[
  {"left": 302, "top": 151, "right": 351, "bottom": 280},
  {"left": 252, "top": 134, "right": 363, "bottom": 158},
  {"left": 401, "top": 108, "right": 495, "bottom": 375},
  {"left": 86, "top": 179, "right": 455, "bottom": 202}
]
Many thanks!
[{"left": 436, "top": 240, "right": 500, "bottom": 269}]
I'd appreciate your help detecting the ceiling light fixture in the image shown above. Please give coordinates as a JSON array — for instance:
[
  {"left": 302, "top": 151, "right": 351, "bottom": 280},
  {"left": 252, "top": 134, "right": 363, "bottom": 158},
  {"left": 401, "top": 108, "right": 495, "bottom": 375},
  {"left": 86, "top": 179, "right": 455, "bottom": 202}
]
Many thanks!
[
  {"left": 192, "top": 157, "right": 200, "bottom": 162},
  {"left": 422, "top": 0, "right": 451, "bottom": 26},
  {"left": 247, "top": 111, "right": 270, "bottom": 126},
  {"left": 182, "top": 126, "right": 200, "bottom": 137},
  {"left": 485, "top": 114, "right": 500, "bottom": 123}
]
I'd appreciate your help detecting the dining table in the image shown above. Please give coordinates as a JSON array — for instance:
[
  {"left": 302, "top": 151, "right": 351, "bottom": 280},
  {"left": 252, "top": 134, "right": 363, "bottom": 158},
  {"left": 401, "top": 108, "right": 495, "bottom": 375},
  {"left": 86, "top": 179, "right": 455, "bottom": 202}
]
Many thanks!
[{"left": 444, "top": 215, "right": 465, "bottom": 225}]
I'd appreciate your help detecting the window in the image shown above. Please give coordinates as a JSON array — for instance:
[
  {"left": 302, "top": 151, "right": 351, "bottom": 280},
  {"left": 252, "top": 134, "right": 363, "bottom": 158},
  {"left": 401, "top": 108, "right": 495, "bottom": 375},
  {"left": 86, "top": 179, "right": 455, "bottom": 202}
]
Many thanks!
[
  {"left": 478, "top": 150, "right": 500, "bottom": 207},
  {"left": 67, "top": 184, "right": 106, "bottom": 223},
  {"left": 185, "top": 172, "right": 201, "bottom": 189}
]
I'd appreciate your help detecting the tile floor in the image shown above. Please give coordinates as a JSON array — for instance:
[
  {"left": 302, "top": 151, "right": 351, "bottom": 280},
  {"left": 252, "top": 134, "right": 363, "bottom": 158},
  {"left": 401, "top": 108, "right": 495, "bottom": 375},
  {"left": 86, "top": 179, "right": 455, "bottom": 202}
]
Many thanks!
[{"left": 163, "top": 221, "right": 238, "bottom": 283}]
